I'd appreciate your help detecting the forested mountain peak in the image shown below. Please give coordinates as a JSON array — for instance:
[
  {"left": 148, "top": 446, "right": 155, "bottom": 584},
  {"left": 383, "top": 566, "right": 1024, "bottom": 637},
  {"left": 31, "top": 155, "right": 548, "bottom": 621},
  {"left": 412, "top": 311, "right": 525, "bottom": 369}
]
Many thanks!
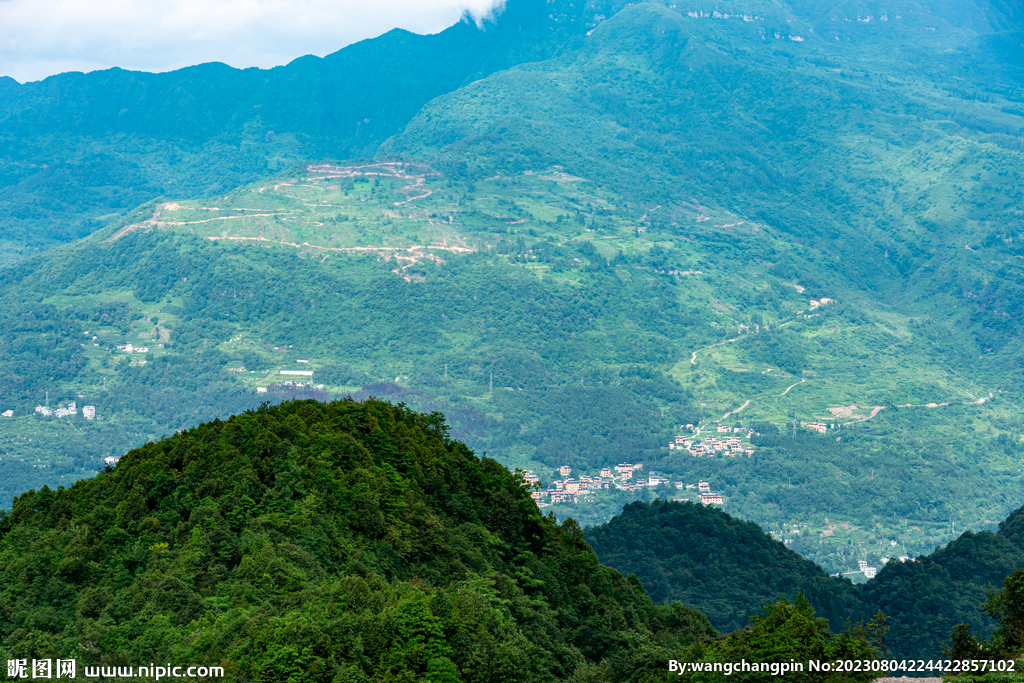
[{"left": 0, "top": 398, "right": 717, "bottom": 680}]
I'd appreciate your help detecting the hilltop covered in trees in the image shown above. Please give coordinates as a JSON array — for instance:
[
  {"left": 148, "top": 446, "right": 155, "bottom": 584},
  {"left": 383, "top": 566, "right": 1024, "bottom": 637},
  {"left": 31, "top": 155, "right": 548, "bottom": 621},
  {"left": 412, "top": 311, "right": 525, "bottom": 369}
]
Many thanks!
[{"left": 0, "top": 399, "right": 888, "bottom": 682}]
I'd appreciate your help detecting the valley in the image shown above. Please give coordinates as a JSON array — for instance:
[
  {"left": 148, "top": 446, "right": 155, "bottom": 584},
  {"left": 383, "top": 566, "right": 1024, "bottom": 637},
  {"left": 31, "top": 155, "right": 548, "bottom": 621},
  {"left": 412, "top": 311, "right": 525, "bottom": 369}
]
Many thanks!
[{"left": 2, "top": 151, "right": 1022, "bottom": 575}]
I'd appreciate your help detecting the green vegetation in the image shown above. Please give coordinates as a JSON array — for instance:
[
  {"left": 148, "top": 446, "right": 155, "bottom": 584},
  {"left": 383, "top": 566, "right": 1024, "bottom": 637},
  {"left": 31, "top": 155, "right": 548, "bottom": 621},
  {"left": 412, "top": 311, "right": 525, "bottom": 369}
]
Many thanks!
[
  {"left": 0, "top": 0, "right": 613, "bottom": 264},
  {"left": 586, "top": 497, "right": 1024, "bottom": 661},
  {"left": 862, "top": 507, "right": 1024, "bottom": 661},
  {"left": 585, "top": 500, "right": 864, "bottom": 634},
  {"left": 0, "top": 0, "right": 1023, "bottom": 652},
  {"left": 0, "top": 399, "right": 884, "bottom": 681},
  {"left": 2, "top": 154, "right": 1022, "bottom": 576}
]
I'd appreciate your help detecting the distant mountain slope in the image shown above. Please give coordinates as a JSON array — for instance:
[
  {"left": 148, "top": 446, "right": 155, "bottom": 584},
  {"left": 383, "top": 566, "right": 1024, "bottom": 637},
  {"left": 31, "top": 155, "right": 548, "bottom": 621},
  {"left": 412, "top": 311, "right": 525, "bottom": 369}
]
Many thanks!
[
  {"left": 383, "top": 0, "right": 1024, "bottom": 381},
  {"left": 1, "top": 155, "right": 1021, "bottom": 576},
  {"left": 585, "top": 499, "right": 865, "bottom": 633},
  {"left": 0, "top": 0, "right": 620, "bottom": 262}
]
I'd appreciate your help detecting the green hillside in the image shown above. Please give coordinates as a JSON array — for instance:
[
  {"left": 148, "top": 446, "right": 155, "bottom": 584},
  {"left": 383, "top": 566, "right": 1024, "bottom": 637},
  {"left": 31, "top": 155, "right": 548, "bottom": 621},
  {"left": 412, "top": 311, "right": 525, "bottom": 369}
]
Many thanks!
[
  {"left": 1, "top": 148, "right": 1022, "bottom": 574},
  {"left": 862, "top": 505, "right": 1024, "bottom": 662},
  {"left": 1, "top": 0, "right": 1023, "bottom": 576},
  {"left": 585, "top": 499, "right": 864, "bottom": 634},
  {"left": 0, "top": 399, "right": 887, "bottom": 682},
  {"left": 585, "top": 496, "right": 1024, "bottom": 661}
]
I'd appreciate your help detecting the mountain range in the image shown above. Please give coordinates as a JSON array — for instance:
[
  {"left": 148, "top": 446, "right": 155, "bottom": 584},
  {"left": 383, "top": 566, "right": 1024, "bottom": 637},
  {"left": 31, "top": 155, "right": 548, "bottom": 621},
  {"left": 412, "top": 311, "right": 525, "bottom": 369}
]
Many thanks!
[{"left": 1, "top": 0, "right": 1024, "bottom": 669}]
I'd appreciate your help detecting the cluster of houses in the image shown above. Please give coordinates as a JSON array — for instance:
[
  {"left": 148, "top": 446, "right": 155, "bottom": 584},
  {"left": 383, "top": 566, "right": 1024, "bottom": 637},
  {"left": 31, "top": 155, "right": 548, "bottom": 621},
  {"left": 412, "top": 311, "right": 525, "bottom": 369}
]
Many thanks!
[
  {"left": 30, "top": 402, "right": 97, "bottom": 419},
  {"left": 807, "top": 421, "right": 831, "bottom": 433},
  {"left": 670, "top": 425, "right": 756, "bottom": 457},
  {"left": 521, "top": 464, "right": 726, "bottom": 507},
  {"left": 526, "top": 466, "right": 617, "bottom": 504},
  {"left": 673, "top": 480, "right": 724, "bottom": 505}
]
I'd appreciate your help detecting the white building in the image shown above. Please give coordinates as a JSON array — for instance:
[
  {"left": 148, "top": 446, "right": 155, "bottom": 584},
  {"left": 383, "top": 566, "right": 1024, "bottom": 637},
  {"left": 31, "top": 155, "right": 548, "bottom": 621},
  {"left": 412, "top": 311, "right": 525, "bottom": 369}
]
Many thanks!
[{"left": 83, "top": 406, "right": 96, "bottom": 420}]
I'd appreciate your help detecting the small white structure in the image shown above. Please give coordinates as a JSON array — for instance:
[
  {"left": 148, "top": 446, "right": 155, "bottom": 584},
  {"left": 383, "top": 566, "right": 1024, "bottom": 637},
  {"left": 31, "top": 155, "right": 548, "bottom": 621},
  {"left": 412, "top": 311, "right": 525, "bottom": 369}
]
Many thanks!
[
  {"left": 1, "top": 410, "right": 13, "bottom": 417},
  {"left": 35, "top": 406, "right": 52, "bottom": 416},
  {"left": 116, "top": 343, "right": 149, "bottom": 354},
  {"left": 256, "top": 387, "right": 268, "bottom": 393},
  {"left": 83, "top": 406, "right": 96, "bottom": 420}
]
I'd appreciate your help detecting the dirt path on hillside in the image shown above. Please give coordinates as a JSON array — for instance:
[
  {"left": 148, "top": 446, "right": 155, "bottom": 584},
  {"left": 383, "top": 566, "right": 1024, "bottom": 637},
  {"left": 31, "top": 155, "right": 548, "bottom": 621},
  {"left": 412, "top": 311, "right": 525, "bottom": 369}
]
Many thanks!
[
  {"left": 207, "top": 234, "right": 474, "bottom": 264},
  {"left": 720, "top": 399, "right": 750, "bottom": 421},
  {"left": 778, "top": 379, "right": 806, "bottom": 396},
  {"left": 306, "top": 162, "right": 438, "bottom": 207}
]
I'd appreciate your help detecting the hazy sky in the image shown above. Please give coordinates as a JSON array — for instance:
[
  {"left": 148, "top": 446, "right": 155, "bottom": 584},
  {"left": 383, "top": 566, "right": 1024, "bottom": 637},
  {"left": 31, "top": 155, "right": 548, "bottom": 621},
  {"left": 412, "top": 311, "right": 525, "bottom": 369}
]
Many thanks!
[{"left": 0, "top": 0, "right": 507, "bottom": 83}]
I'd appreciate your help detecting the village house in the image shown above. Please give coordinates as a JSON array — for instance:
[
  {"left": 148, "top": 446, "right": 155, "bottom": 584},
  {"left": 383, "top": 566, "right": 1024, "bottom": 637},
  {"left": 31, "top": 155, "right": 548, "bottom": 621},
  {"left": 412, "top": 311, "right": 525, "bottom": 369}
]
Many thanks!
[
  {"left": 600, "top": 467, "right": 612, "bottom": 478},
  {"left": 559, "top": 465, "right": 572, "bottom": 476},
  {"left": 54, "top": 403, "right": 77, "bottom": 418},
  {"left": 520, "top": 470, "right": 540, "bottom": 485},
  {"left": 700, "top": 491, "right": 723, "bottom": 505},
  {"left": 698, "top": 481, "right": 711, "bottom": 493},
  {"left": 83, "top": 406, "right": 96, "bottom": 420},
  {"left": 807, "top": 421, "right": 828, "bottom": 434}
]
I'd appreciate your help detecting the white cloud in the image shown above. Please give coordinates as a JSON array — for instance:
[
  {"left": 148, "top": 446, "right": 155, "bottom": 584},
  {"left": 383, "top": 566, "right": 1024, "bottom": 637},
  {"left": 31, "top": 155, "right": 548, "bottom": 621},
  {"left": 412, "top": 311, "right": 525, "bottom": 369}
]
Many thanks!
[{"left": 0, "top": 0, "right": 506, "bottom": 83}]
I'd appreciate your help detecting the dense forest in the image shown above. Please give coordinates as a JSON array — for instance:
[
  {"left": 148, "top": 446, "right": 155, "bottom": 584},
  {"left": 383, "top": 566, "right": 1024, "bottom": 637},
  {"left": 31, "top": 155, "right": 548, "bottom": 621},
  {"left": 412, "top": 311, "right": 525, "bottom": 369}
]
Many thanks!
[
  {"left": 586, "top": 497, "right": 1024, "bottom": 663},
  {"left": 585, "top": 500, "right": 864, "bottom": 634},
  {"left": 0, "top": 400, "right": 883, "bottom": 682}
]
